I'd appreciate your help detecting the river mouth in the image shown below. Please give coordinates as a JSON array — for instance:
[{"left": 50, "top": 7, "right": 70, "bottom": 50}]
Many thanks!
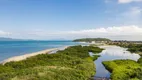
[{"left": 93, "top": 45, "right": 140, "bottom": 78}]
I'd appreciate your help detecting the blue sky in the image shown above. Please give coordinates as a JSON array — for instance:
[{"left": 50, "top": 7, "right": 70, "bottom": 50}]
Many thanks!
[{"left": 0, "top": 0, "right": 142, "bottom": 40}]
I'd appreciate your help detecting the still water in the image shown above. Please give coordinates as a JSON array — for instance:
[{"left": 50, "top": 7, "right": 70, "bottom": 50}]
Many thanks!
[{"left": 94, "top": 45, "right": 140, "bottom": 78}]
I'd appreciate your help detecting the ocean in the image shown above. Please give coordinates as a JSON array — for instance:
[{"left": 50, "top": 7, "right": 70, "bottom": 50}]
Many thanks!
[{"left": 0, "top": 41, "right": 82, "bottom": 62}]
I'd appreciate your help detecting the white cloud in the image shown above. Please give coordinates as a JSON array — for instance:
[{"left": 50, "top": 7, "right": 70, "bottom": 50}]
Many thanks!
[
  {"left": 67, "top": 25, "right": 142, "bottom": 35},
  {"left": 17, "top": 25, "right": 142, "bottom": 40},
  {"left": 130, "top": 7, "right": 142, "bottom": 16},
  {"left": 0, "top": 30, "right": 11, "bottom": 36},
  {"left": 121, "top": 7, "right": 142, "bottom": 18},
  {"left": 118, "top": 0, "right": 142, "bottom": 3},
  {"left": 106, "top": 0, "right": 142, "bottom": 3},
  {"left": 61, "top": 25, "right": 142, "bottom": 40}
]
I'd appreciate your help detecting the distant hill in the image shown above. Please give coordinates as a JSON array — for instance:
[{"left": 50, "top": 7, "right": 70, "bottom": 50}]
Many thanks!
[
  {"left": 73, "top": 38, "right": 111, "bottom": 42},
  {"left": 0, "top": 37, "right": 32, "bottom": 41},
  {"left": 0, "top": 37, "right": 72, "bottom": 41}
]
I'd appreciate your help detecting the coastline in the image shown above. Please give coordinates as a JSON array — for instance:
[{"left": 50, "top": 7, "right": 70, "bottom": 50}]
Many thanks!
[
  {"left": 0, "top": 45, "right": 101, "bottom": 80},
  {"left": 2, "top": 46, "right": 68, "bottom": 65}
]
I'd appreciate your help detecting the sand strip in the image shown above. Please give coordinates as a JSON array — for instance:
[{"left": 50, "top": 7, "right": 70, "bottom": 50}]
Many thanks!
[{"left": 2, "top": 46, "right": 68, "bottom": 65}]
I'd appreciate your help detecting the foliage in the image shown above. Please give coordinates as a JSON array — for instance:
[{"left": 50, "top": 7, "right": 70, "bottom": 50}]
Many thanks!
[
  {"left": 108, "top": 42, "right": 142, "bottom": 53},
  {"left": 73, "top": 38, "right": 111, "bottom": 42},
  {"left": 0, "top": 45, "right": 103, "bottom": 80},
  {"left": 103, "top": 60, "right": 142, "bottom": 80},
  {"left": 137, "top": 56, "right": 142, "bottom": 65},
  {"left": 91, "top": 55, "right": 100, "bottom": 61}
]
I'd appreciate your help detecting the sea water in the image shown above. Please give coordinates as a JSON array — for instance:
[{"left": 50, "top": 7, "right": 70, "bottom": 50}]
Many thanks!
[{"left": 0, "top": 41, "right": 82, "bottom": 62}]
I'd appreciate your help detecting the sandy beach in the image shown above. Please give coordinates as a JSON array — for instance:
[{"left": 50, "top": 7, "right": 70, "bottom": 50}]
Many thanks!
[{"left": 2, "top": 46, "right": 68, "bottom": 64}]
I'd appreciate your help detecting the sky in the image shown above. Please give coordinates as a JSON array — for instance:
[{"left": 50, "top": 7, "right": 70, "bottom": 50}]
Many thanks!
[{"left": 0, "top": 0, "right": 142, "bottom": 40}]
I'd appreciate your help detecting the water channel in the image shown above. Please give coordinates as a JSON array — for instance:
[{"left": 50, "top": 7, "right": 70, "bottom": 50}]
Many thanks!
[{"left": 93, "top": 45, "right": 140, "bottom": 78}]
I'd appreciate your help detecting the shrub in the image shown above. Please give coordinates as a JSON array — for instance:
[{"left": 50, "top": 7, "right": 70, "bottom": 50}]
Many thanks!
[
  {"left": 0, "top": 45, "right": 103, "bottom": 80},
  {"left": 103, "top": 60, "right": 142, "bottom": 80}
]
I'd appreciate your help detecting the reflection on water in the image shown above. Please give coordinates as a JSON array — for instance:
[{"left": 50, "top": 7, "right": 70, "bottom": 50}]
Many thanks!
[{"left": 94, "top": 45, "right": 140, "bottom": 78}]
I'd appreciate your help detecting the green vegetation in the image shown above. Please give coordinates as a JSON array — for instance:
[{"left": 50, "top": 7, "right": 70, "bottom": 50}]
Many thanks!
[
  {"left": 108, "top": 42, "right": 142, "bottom": 54},
  {"left": 138, "top": 57, "right": 142, "bottom": 65},
  {"left": 106, "top": 42, "right": 142, "bottom": 80},
  {"left": 91, "top": 55, "right": 100, "bottom": 61},
  {"left": 0, "top": 45, "right": 103, "bottom": 80},
  {"left": 73, "top": 38, "right": 111, "bottom": 42},
  {"left": 127, "top": 44, "right": 142, "bottom": 54},
  {"left": 103, "top": 60, "right": 142, "bottom": 80}
]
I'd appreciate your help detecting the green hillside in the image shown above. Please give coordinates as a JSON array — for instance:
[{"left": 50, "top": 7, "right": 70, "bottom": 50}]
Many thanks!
[{"left": 73, "top": 38, "right": 111, "bottom": 42}]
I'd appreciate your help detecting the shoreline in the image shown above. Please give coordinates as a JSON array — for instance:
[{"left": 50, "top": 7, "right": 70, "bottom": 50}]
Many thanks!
[{"left": 2, "top": 46, "right": 68, "bottom": 65}]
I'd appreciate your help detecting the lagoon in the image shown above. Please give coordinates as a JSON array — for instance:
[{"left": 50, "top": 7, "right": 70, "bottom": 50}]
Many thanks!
[{"left": 94, "top": 45, "right": 140, "bottom": 78}]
